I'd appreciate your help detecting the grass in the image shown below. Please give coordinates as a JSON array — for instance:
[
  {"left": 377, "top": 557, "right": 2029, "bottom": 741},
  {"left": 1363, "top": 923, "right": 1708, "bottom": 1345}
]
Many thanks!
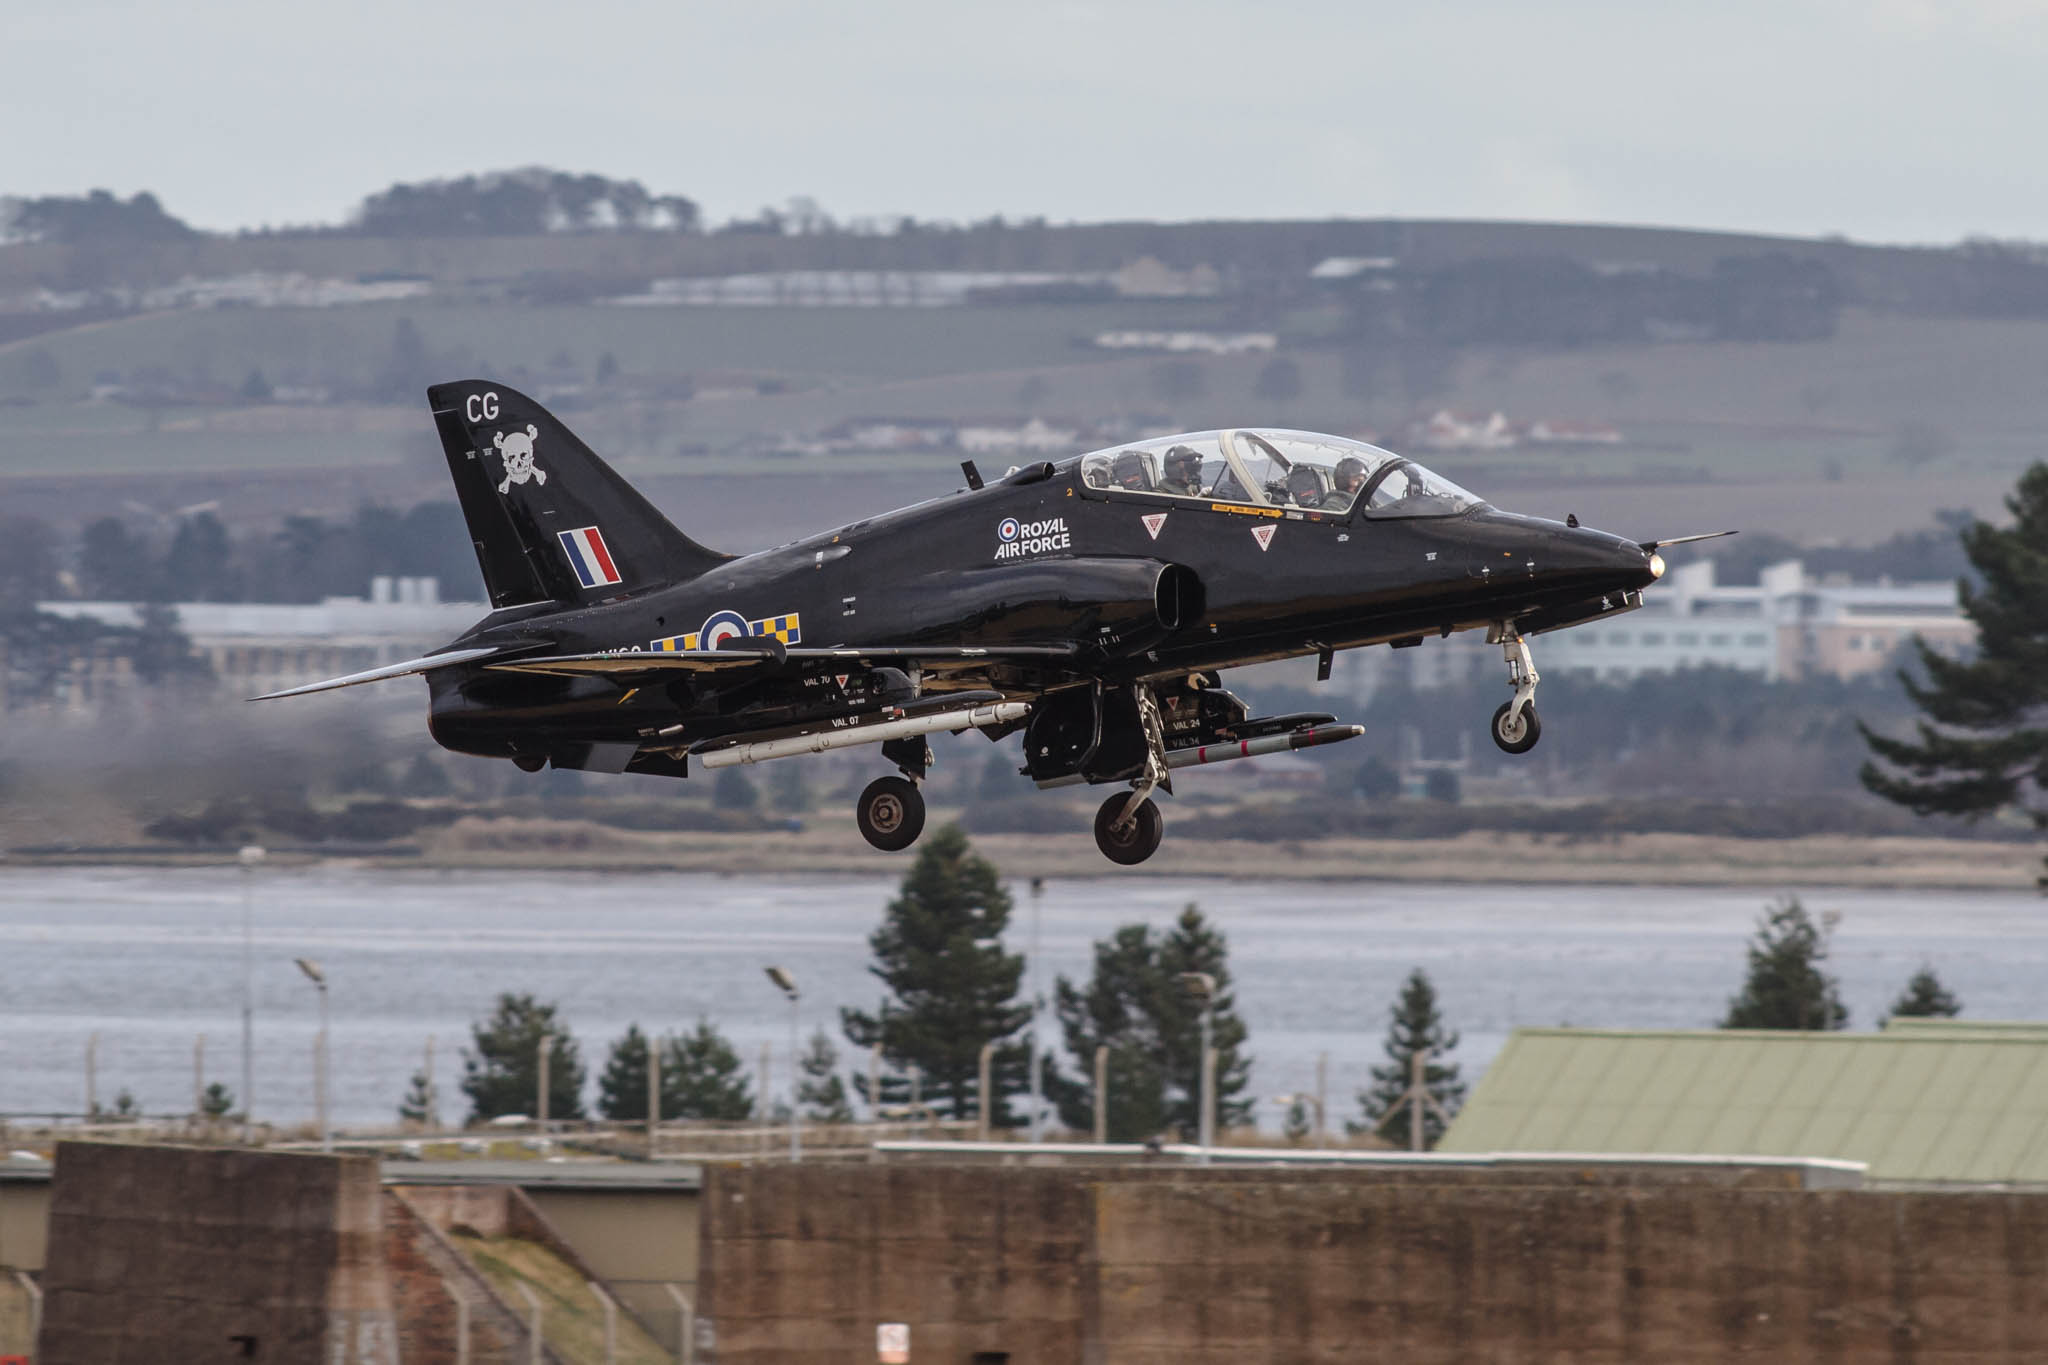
[{"left": 456, "top": 1231, "right": 670, "bottom": 1365}]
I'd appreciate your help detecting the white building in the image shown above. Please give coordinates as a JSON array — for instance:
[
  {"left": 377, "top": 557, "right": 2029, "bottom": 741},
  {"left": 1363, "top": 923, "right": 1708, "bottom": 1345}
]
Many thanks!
[{"left": 37, "top": 577, "right": 485, "bottom": 701}]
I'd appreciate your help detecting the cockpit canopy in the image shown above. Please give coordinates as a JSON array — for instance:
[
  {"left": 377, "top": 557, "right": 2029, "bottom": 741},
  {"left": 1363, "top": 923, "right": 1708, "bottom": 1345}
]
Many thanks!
[{"left": 1075, "top": 429, "right": 1482, "bottom": 518}]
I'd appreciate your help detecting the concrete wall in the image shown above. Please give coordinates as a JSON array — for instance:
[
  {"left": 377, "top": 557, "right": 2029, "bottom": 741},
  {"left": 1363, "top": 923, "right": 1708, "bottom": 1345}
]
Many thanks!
[
  {"left": 36, "top": 1142, "right": 399, "bottom": 1365},
  {"left": 700, "top": 1164, "right": 2048, "bottom": 1364}
]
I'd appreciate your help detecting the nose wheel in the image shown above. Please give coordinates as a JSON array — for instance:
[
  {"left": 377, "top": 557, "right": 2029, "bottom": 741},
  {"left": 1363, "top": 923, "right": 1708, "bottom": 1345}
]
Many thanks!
[
  {"left": 1489, "top": 625, "right": 1543, "bottom": 754},
  {"left": 1490, "top": 700, "right": 1542, "bottom": 754},
  {"left": 856, "top": 775, "right": 926, "bottom": 851}
]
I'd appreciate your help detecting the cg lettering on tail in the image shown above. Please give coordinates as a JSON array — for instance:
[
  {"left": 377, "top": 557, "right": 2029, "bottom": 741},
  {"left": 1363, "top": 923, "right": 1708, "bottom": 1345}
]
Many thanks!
[{"left": 994, "top": 516, "right": 1071, "bottom": 561}]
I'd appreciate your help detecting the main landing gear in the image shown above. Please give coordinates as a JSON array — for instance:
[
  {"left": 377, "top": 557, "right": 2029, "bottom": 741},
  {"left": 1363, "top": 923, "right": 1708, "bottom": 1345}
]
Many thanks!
[
  {"left": 1092, "top": 684, "right": 1170, "bottom": 865},
  {"left": 855, "top": 736, "right": 931, "bottom": 852},
  {"left": 1488, "top": 624, "right": 1542, "bottom": 755}
]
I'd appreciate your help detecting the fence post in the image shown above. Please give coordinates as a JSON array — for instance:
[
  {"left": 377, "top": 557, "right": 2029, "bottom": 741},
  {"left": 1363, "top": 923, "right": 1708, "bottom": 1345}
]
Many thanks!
[
  {"left": 1093, "top": 1046, "right": 1108, "bottom": 1144},
  {"left": 537, "top": 1033, "right": 551, "bottom": 1133},
  {"left": 589, "top": 1281, "right": 618, "bottom": 1365},
  {"left": 514, "top": 1281, "right": 543, "bottom": 1365},
  {"left": 648, "top": 1038, "right": 662, "bottom": 1157},
  {"left": 977, "top": 1042, "right": 993, "bottom": 1142},
  {"left": 664, "top": 1283, "right": 695, "bottom": 1365},
  {"left": 13, "top": 1270, "right": 41, "bottom": 1350}
]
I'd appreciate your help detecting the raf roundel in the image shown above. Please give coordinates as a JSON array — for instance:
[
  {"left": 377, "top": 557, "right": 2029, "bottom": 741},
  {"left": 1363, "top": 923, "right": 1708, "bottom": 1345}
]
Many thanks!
[
  {"left": 998, "top": 517, "right": 1020, "bottom": 542},
  {"left": 698, "top": 609, "right": 752, "bottom": 650}
]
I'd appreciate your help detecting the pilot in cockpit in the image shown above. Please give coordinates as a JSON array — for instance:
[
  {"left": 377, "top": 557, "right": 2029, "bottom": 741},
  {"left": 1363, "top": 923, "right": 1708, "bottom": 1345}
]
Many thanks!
[
  {"left": 1285, "top": 464, "right": 1328, "bottom": 508},
  {"left": 1111, "top": 449, "right": 1155, "bottom": 492},
  {"left": 1324, "top": 456, "right": 1369, "bottom": 511},
  {"left": 1158, "top": 445, "right": 1204, "bottom": 497}
]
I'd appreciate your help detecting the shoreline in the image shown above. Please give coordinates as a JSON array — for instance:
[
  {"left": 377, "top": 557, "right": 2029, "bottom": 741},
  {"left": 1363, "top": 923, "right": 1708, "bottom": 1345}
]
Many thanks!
[{"left": 4, "top": 821, "right": 2040, "bottom": 891}]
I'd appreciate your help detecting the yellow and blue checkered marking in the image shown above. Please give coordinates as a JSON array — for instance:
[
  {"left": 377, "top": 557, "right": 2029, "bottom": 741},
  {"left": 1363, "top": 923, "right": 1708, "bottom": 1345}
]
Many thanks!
[{"left": 652, "top": 611, "right": 802, "bottom": 652}]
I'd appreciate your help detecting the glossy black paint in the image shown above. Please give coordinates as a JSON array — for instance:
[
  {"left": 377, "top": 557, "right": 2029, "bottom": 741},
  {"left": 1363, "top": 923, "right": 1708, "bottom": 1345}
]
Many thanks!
[{"left": 414, "top": 381, "right": 1660, "bottom": 767}]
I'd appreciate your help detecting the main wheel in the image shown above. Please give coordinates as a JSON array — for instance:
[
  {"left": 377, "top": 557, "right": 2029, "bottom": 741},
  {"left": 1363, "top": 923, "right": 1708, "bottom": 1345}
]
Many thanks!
[
  {"left": 1490, "top": 700, "right": 1542, "bottom": 754},
  {"left": 856, "top": 775, "right": 926, "bottom": 851},
  {"left": 1094, "top": 793, "right": 1165, "bottom": 865}
]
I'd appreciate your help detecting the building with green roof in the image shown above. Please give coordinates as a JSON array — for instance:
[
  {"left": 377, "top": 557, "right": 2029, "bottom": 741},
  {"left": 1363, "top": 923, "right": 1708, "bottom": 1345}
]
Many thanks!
[{"left": 1439, "top": 1020, "right": 2048, "bottom": 1185}]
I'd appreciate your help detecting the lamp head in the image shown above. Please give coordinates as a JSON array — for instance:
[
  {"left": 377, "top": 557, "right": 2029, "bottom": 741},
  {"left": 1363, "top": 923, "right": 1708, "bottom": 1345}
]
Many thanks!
[
  {"left": 294, "top": 957, "right": 325, "bottom": 986},
  {"left": 765, "top": 965, "right": 799, "bottom": 999}
]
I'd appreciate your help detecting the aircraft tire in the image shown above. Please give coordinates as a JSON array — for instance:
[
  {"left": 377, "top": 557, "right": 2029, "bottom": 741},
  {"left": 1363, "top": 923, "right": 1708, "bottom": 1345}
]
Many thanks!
[
  {"left": 857, "top": 775, "right": 926, "bottom": 851},
  {"left": 1490, "top": 701, "right": 1542, "bottom": 754},
  {"left": 1094, "top": 794, "right": 1164, "bottom": 865}
]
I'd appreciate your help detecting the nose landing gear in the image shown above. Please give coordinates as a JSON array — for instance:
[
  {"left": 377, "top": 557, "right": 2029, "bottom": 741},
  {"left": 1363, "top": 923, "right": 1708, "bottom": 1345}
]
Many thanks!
[
  {"left": 1092, "top": 683, "right": 1171, "bottom": 865},
  {"left": 1489, "top": 625, "right": 1542, "bottom": 754}
]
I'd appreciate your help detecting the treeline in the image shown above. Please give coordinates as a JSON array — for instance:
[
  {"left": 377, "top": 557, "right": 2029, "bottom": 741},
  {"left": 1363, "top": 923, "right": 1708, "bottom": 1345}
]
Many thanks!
[
  {"left": 0, "top": 501, "right": 484, "bottom": 607},
  {"left": 0, "top": 189, "right": 197, "bottom": 245},
  {"left": 437, "top": 827, "right": 1464, "bottom": 1145}
]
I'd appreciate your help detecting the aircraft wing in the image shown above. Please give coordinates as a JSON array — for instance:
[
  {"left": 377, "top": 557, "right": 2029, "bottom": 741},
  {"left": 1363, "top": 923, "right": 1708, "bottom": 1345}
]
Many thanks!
[
  {"left": 249, "top": 646, "right": 512, "bottom": 700},
  {"left": 484, "top": 643, "right": 1080, "bottom": 680}
]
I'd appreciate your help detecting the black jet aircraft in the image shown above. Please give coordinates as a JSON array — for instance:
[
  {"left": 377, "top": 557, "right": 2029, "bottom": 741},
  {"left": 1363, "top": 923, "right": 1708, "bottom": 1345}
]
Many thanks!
[{"left": 260, "top": 381, "right": 1726, "bottom": 864}]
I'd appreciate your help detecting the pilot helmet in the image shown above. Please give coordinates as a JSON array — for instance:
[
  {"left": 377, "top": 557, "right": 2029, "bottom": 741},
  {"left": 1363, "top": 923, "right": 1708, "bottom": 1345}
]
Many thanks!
[
  {"left": 1163, "top": 445, "right": 1202, "bottom": 485},
  {"left": 1111, "top": 450, "right": 1151, "bottom": 489},
  {"left": 1287, "top": 465, "right": 1323, "bottom": 501},
  {"left": 1333, "top": 456, "right": 1367, "bottom": 490}
]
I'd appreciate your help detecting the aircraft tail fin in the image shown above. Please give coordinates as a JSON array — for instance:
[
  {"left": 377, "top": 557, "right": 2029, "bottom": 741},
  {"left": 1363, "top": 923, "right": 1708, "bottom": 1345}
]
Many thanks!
[{"left": 426, "top": 380, "right": 730, "bottom": 609}]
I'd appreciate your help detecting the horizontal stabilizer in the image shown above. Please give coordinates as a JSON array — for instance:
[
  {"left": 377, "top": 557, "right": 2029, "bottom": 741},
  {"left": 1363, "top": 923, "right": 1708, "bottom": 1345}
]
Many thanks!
[
  {"left": 249, "top": 646, "right": 509, "bottom": 701},
  {"left": 486, "top": 643, "right": 1079, "bottom": 680}
]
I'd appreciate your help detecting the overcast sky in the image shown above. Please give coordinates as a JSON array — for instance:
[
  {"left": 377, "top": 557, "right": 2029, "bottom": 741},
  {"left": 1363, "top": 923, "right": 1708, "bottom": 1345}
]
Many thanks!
[{"left": 7, "top": 0, "right": 2046, "bottom": 243}]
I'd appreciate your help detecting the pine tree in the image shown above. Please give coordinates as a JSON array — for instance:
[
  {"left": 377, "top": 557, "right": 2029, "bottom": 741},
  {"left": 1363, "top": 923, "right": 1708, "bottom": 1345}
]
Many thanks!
[
  {"left": 1721, "top": 898, "right": 1849, "bottom": 1031},
  {"left": 1046, "top": 905, "right": 1253, "bottom": 1141},
  {"left": 841, "top": 825, "right": 1032, "bottom": 1124},
  {"left": 597, "top": 1023, "right": 655, "bottom": 1121},
  {"left": 661, "top": 1019, "right": 754, "bottom": 1120},
  {"left": 1861, "top": 466, "right": 2048, "bottom": 886},
  {"left": 797, "top": 1028, "right": 854, "bottom": 1123},
  {"left": 1889, "top": 965, "right": 1961, "bottom": 1020},
  {"left": 200, "top": 1082, "right": 236, "bottom": 1120},
  {"left": 397, "top": 1071, "right": 434, "bottom": 1125},
  {"left": 1283, "top": 1097, "right": 1312, "bottom": 1143},
  {"left": 1350, "top": 968, "right": 1464, "bottom": 1149},
  {"left": 459, "top": 993, "right": 587, "bottom": 1123}
]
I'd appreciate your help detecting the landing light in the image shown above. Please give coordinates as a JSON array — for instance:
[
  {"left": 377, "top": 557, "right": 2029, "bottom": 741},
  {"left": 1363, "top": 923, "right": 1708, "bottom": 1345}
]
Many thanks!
[{"left": 1649, "top": 553, "right": 1666, "bottom": 579}]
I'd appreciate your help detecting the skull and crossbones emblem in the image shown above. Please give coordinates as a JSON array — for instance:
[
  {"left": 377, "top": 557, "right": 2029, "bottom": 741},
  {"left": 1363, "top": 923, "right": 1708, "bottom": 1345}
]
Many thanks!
[{"left": 492, "top": 425, "right": 547, "bottom": 494}]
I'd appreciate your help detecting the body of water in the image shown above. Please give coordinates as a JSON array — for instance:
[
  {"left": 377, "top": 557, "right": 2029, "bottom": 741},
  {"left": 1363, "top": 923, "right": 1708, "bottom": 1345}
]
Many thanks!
[{"left": 1, "top": 866, "right": 2042, "bottom": 1133}]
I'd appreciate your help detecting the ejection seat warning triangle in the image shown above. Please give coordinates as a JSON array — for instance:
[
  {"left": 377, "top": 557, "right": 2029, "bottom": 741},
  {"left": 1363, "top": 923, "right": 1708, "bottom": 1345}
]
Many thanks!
[
  {"left": 1142, "top": 512, "right": 1168, "bottom": 540},
  {"left": 1251, "top": 524, "right": 1276, "bottom": 551}
]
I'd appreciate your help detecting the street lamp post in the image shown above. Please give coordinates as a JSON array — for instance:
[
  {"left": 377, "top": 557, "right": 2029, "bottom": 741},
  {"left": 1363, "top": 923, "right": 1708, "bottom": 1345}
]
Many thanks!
[
  {"left": 765, "top": 967, "right": 801, "bottom": 1163},
  {"left": 237, "top": 844, "right": 265, "bottom": 1143},
  {"left": 1179, "top": 972, "right": 1215, "bottom": 1164},
  {"left": 294, "top": 957, "right": 330, "bottom": 1154}
]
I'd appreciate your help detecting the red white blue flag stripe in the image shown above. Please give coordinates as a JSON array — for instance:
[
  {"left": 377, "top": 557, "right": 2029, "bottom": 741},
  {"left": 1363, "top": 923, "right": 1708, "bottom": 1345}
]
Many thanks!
[{"left": 557, "top": 526, "right": 622, "bottom": 589}]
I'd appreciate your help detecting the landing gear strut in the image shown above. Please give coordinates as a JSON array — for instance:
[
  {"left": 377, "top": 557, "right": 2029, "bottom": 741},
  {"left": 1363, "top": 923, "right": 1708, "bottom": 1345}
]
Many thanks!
[
  {"left": 1092, "top": 684, "right": 1171, "bottom": 865},
  {"left": 1489, "top": 624, "right": 1542, "bottom": 754},
  {"left": 856, "top": 736, "right": 932, "bottom": 852}
]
